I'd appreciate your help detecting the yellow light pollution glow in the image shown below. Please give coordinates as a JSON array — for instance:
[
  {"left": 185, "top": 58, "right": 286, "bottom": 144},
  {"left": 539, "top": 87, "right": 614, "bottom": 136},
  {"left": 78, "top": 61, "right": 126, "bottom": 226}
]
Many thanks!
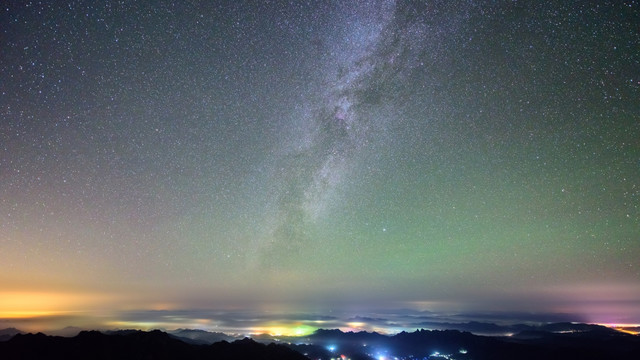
[{"left": 248, "top": 324, "right": 317, "bottom": 337}]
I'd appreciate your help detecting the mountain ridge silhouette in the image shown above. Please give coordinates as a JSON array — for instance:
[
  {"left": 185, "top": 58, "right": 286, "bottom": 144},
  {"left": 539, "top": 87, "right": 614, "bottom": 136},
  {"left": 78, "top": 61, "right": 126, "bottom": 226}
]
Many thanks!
[{"left": 1, "top": 324, "right": 639, "bottom": 360}]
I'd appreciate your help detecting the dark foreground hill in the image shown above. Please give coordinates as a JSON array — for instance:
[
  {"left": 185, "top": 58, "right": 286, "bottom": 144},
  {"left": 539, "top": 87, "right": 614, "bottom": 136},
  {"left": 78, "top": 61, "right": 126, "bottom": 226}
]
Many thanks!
[
  {"left": 1, "top": 326, "right": 640, "bottom": 360},
  {"left": 0, "top": 330, "right": 308, "bottom": 360}
]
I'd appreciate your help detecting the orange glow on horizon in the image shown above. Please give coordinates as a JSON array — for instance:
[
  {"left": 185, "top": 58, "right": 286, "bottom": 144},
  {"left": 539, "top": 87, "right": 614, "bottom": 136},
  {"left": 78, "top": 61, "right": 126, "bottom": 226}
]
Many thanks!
[
  {"left": 0, "top": 310, "right": 65, "bottom": 319},
  {"left": 599, "top": 323, "right": 640, "bottom": 335},
  {"left": 0, "top": 291, "right": 114, "bottom": 319}
]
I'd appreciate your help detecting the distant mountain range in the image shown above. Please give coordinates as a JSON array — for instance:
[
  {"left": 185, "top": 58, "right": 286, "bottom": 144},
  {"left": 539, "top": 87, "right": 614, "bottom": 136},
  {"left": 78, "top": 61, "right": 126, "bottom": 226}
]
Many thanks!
[
  {"left": 0, "top": 328, "right": 23, "bottom": 342},
  {"left": 167, "top": 328, "right": 238, "bottom": 344},
  {"left": 1, "top": 323, "right": 638, "bottom": 360},
  {"left": 413, "top": 320, "right": 639, "bottom": 336}
]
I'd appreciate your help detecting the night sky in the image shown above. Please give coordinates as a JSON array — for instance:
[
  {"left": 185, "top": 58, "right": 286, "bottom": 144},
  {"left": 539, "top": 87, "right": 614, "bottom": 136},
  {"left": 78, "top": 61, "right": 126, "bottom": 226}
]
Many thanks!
[{"left": 1, "top": 1, "right": 639, "bottom": 334}]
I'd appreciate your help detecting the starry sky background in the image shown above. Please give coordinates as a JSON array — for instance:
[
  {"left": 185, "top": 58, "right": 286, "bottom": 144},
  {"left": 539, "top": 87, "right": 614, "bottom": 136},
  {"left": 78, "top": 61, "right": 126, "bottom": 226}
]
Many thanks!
[{"left": 1, "top": 1, "right": 639, "bottom": 333}]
